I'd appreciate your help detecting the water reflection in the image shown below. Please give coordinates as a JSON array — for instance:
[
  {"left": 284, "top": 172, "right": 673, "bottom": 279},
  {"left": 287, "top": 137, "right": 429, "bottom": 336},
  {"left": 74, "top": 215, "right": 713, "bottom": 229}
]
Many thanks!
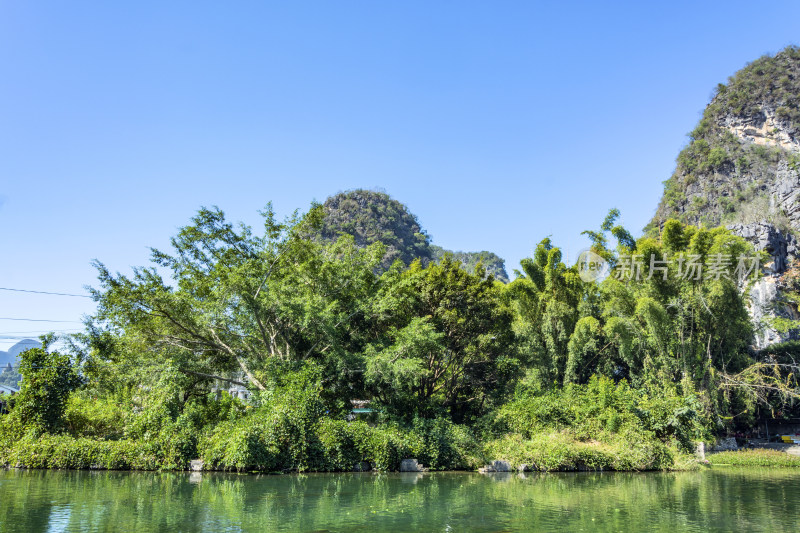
[{"left": 0, "top": 468, "right": 799, "bottom": 532}]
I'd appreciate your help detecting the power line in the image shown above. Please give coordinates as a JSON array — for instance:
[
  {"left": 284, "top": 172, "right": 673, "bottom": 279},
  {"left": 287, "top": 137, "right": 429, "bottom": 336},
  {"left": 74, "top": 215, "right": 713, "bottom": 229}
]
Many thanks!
[
  {"left": 0, "top": 330, "right": 82, "bottom": 334},
  {"left": 0, "top": 318, "right": 82, "bottom": 323},
  {"left": 1, "top": 333, "right": 80, "bottom": 339},
  {"left": 4, "top": 333, "right": 81, "bottom": 339},
  {"left": 0, "top": 287, "right": 91, "bottom": 298}
]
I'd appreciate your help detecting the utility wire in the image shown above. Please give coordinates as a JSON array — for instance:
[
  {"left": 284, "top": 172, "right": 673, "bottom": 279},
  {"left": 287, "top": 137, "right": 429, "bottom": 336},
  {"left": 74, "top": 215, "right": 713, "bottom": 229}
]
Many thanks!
[
  {"left": 0, "top": 287, "right": 91, "bottom": 298},
  {"left": 0, "top": 328, "right": 83, "bottom": 335},
  {"left": 1, "top": 335, "right": 77, "bottom": 340},
  {"left": 0, "top": 318, "right": 82, "bottom": 323}
]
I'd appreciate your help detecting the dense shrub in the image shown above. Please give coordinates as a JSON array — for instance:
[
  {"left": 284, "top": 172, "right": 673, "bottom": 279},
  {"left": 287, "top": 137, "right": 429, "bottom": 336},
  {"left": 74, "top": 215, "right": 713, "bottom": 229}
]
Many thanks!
[
  {"left": 199, "top": 367, "right": 326, "bottom": 472},
  {"left": 357, "top": 423, "right": 423, "bottom": 471},
  {"left": 479, "top": 376, "right": 704, "bottom": 471},
  {"left": 412, "top": 417, "right": 483, "bottom": 470},
  {"left": 315, "top": 419, "right": 366, "bottom": 471},
  {"left": 200, "top": 417, "right": 281, "bottom": 472},
  {"left": 483, "top": 432, "right": 673, "bottom": 472},
  {"left": 64, "top": 393, "right": 128, "bottom": 440},
  {"left": 707, "top": 147, "right": 729, "bottom": 169},
  {"left": 0, "top": 433, "right": 160, "bottom": 470},
  {"left": 199, "top": 414, "right": 481, "bottom": 473},
  {"left": 3, "top": 354, "right": 482, "bottom": 473},
  {"left": 495, "top": 376, "right": 704, "bottom": 451},
  {"left": 9, "top": 348, "right": 82, "bottom": 434}
]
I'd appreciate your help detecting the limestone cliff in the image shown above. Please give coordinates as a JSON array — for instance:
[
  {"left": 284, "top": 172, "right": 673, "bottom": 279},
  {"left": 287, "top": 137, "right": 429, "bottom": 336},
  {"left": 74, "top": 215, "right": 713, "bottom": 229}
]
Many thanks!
[{"left": 650, "top": 46, "right": 800, "bottom": 348}]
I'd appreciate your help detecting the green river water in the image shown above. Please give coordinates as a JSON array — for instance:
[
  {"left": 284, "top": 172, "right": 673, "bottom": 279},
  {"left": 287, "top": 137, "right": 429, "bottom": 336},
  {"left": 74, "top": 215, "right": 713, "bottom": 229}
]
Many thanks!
[{"left": 1, "top": 467, "right": 798, "bottom": 532}]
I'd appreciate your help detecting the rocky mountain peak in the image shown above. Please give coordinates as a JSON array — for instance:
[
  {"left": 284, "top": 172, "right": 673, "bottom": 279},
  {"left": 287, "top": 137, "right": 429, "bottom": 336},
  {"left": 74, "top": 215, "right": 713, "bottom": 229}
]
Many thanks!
[
  {"left": 650, "top": 46, "right": 800, "bottom": 348},
  {"left": 650, "top": 46, "right": 800, "bottom": 235},
  {"left": 319, "top": 189, "right": 509, "bottom": 281}
]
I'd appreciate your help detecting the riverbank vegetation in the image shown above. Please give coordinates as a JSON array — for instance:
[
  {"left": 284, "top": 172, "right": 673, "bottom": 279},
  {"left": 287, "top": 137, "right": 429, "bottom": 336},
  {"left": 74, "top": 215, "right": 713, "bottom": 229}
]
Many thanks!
[
  {"left": 2, "top": 201, "right": 799, "bottom": 472},
  {"left": 708, "top": 449, "right": 800, "bottom": 467}
]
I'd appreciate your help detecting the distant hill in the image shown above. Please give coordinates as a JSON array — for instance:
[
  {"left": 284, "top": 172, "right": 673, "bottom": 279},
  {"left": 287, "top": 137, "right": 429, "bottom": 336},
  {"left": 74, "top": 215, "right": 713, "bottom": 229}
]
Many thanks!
[
  {"left": 430, "top": 246, "right": 509, "bottom": 283},
  {"left": 319, "top": 189, "right": 509, "bottom": 281},
  {"left": 320, "top": 189, "right": 433, "bottom": 269},
  {"left": 0, "top": 338, "right": 39, "bottom": 388},
  {"left": 0, "top": 338, "right": 40, "bottom": 367}
]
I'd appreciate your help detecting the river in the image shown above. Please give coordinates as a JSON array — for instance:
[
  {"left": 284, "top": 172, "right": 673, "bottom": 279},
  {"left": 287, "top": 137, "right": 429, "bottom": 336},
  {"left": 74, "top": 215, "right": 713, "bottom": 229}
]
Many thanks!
[{"left": 1, "top": 467, "right": 798, "bottom": 531}]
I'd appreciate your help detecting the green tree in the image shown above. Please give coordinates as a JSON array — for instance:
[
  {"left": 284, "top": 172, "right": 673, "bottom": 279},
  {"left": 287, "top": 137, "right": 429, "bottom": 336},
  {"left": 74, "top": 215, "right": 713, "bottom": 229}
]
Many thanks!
[
  {"left": 10, "top": 345, "right": 82, "bottom": 434},
  {"left": 90, "top": 204, "right": 385, "bottom": 411},
  {"left": 507, "top": 238, "right": 583, "bottom": 385},
  {"left": 568, "top": 218, "right": 761, "bottom": 425},
  {"left": 365, "top": 257, "right": 517, "bottom": 421},
  {"left": 509, "top": 212, "right": 767, "bottom": 427}
]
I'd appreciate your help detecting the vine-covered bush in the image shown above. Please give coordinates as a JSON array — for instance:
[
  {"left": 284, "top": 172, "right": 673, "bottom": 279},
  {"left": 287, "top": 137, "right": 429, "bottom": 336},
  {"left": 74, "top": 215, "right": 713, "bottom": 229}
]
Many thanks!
[
  {"left": 483, "top": 431, "right": 674, "bottom": 472},
  {"left": 0, "top": 433, "right": 158, "bottom": 470},
  {"left": 64, "top": 393, "right": 128, "bottom": 440},
  {"left": 200, "top": 364, "right": 325, "bottom": 471},
  {"left": 199, "top": 414, "right": 482, "bottom": 473},
  {"left": 482, "top": 376, "right": 703, "bottom": 471},
  {"left": 495, "top": 376, "right": 705, "bottom": 452},
  {"left": 7, "top": 347, "right": 82, "bottom": 435}
]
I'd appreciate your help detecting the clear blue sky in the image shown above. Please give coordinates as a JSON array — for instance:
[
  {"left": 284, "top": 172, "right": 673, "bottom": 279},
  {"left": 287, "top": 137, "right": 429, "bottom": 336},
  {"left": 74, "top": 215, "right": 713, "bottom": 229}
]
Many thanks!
[{"left": 2, "top": 1, "right": 799, "bottom": 350}]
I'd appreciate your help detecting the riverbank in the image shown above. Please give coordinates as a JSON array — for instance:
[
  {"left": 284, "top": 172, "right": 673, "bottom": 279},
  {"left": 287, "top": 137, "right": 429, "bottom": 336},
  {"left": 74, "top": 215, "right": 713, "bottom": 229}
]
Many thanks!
[
  {"left": 0, "top": 374, "right": 709, "bottom": 474},
  {"left": 0, "top": 429, "right": 700, "bottom": 473},
  {"left": 707, "top": 448, "right": 800, "bottom": 467},
  {"left": 8, "top": 436, "right": 800, "bottom": 472},
  {"left": 1, "top": 360, "right": 786, "bottom": 475},
  {"left": 752, "top": 442, "right": 800, "bottom": 456}
]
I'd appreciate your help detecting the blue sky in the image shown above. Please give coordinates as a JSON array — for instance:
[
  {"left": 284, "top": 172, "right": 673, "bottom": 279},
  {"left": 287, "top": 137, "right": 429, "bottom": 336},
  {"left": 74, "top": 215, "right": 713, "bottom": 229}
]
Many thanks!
[{"left": 1, "top": 1, "right": 799, "bottom": 350}]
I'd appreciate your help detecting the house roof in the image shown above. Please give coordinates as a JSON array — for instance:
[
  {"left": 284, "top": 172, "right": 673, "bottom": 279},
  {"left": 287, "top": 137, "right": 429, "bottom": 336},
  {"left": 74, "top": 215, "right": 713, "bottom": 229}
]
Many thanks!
[{"left": 0, "top": 383, "right": 19, "bottom": 394}]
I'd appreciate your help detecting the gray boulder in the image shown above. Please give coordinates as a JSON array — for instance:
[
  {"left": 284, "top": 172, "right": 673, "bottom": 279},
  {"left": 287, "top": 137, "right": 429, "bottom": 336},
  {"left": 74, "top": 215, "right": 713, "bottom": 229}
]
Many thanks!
[
  {"left": 479, "top": 460, "right": 512, "bottom": 473},
  {"left": 399, "top": 458, "right": 427, "bottom": 472}
]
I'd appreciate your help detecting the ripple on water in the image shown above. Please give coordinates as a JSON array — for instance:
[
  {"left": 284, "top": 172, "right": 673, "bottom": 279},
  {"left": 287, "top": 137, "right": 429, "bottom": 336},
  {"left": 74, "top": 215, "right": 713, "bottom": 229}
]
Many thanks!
[{"left": 1, "top": 468, "right": 799, "bottom": 532}]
